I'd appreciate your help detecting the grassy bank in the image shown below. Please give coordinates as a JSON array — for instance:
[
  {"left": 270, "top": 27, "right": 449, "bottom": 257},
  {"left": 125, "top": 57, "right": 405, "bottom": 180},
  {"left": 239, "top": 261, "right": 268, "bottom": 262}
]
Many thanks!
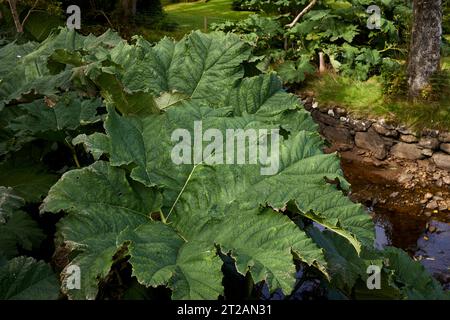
[{"left": 303, "top": 73, "right": 450, "bottom": 131}]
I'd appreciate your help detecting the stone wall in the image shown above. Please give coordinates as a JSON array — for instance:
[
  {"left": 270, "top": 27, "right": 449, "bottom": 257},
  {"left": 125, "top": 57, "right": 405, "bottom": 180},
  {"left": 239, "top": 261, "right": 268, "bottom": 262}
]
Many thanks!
[{"left": 301, "top": 96, "right": 450, "bottom": 189}]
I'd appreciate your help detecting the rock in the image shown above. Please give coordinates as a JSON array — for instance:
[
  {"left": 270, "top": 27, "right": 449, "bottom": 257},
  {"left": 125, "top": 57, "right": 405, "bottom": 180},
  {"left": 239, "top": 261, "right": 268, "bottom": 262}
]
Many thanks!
[
  {"left": 355, "top": 128, "right": 388, "bottom": 160},
  {"left": 433, "top": 172, "right": 442, "bottom": 180},
  {"left": 378, "top": 119, "right": 396, "bottom": 129},
  {"left": 438, "top": 132, "right": 450, "bottom": 143},
  {"left": 390, "top": 191, "right": 399, "bottom": 198},
  {"left": 432, "top": 152, "right": 450, "bottom": 171},
  {"left": 350, "top": 119, "right": 372, "bottom": 132},
  {"left": 421, "top": 149, "right": 434, "bottom": 157},
  {"left": 327, "top": 109, "right": 335, "bottom": 117},
  {"left": 397, "top": 125, "right": 414, "bottom": 135},
  {"left": 372, "top": 123, "right": 399, "bottom": 138},
  {"left": 400, "top": 134, "right": 419, "bottom": 143},
  {"left": 418, "top": 137, "right": 440, "bottom": 150},
  {"left": 339, "top": 116, "right": 348, "bottom": 122},
  {"left": 417, "top": 159, "right": 435, "bottom": 172},
  {"left": 381, "top": 138, "right": 396, "bottom": 148},
  {"left": 312, "top": 110, "right": 339, "bottom": 126},
  {"left": 443, "top": 176, "right": 450, "bottom": 185},
  {"left": 440, "top": 143, "right": 450, "bottom": 154},
  {"left": 426, "top": 200, "right": 439, "bottom": 210},
  {"left": 312, "top": 101, "right": 319, "bottom": 109},
  {"left": 335, "top": 108, "right": 347, "bottom": 117},
  {"left": 425, "top": 192, "right": 434, "bottom": 200},
  {"left": 398, "top": 173, "right": 414, "bottom": 184},
  {"left": 421, "top": 129, "right": 439, "bottom": 138},
  {"left": 337, "top": 145, "right": 353, "bottom": 152},
  {"left": 391, "top": 142, "right": 425, "bottom": 160},
  {"left": 321, "top": 126, "right": 353, "bottom": 147}
]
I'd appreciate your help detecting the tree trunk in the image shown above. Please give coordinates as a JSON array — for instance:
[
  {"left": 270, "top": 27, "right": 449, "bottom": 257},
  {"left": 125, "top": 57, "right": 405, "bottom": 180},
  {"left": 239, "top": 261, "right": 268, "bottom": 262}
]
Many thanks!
[
  {"left": 7, "top": 0, "right": 23, "bottom": 33},
  {"left": 122, "top": 0, "right": 131, "bottom": 19},
  {"left": 132, "top": 0, "right": 137, "bottom": 16},
  {"left": 407, "top": 0, "right": 442, "bottom": 98}
]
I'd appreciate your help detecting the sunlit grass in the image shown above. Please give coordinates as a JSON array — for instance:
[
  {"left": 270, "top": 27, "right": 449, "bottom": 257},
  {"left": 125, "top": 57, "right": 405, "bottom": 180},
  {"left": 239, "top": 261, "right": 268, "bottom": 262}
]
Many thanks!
[
  {"left": 149, "top": 0, "right": 253, "bottom": 40},
  {"left": 305, "top": 73, "right": 450, "bottom": 131},
  {"left": 443, "top": 56, "right": 450, "bottom": 70}
]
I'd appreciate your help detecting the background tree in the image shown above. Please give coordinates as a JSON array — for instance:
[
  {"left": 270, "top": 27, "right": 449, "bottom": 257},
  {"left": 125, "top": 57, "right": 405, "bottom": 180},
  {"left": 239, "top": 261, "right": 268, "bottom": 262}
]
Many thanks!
[
  {"left": 0, "top": 0, "right": 61, "bottom": 33},
  {"left": 407, "top": 0, "right": 443, "bottom": 97}
]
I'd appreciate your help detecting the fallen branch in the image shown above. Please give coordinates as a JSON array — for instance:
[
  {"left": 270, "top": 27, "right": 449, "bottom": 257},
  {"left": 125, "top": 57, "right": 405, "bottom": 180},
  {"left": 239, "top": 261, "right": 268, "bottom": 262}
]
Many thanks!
[{"left": 286, "top": 0, "right": 318, "bottom": 28}]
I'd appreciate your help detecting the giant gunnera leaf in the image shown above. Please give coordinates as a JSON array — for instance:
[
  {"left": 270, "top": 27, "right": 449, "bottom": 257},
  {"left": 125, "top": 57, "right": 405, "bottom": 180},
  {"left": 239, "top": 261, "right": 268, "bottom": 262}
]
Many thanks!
[
  {"left": 1, "top": 28, "right": 446, "bottom": 301},
  {"left": 38, "top": 31, "right": 380, "bottom": 300}
]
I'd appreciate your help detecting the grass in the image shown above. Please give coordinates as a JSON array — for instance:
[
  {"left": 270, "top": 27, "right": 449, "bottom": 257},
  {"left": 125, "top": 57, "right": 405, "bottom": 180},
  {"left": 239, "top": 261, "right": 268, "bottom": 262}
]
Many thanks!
[
  {"left": 304, "top": 73, "right": 450, "bottom": 131},
  {"left": 165, "top": 0, "right": 253, "bottom": 29},
  {"left": 443, "top": 56, "right": 450, "bottom": 70},
  {"left": 142, "top": 0, "right": 254, "bottom": 41}
]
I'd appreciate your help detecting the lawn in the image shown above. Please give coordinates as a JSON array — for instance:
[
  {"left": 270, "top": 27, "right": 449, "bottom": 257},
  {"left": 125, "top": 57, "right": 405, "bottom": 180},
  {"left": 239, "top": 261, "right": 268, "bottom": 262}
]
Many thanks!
[
  {"left": 165, "top": 0, "right": 253, "bottom": 29},
  {"left": 142, "top": 0, "right": 254, "bottom": 41}
]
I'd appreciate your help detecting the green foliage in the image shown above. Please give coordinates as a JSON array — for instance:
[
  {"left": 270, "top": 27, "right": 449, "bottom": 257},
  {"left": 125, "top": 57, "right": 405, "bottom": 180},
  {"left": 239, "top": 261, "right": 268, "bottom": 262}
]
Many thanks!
[
  {"left": 214, "top": 0, "right": 412, "bottom": 83},
  {"left": 0, "top": 187, "right": 59, "bottom": 300},
  {"left": 0, "top": 28, "right": 447, "bottom": 300},
  {"left": 0, "top": 0, "right": 63, "bottom": 41},
  {"left": 380, "top": 58, "right": 407, "bottom": 96},
  {"left": 0, "top": 256, "right": 60, "bottom": 300},
  {"left": 444, "top": 0, "right": 450, "bottom": 34},
  {"left": 0, "top": 187, "right": 44, "bottom": 258}
]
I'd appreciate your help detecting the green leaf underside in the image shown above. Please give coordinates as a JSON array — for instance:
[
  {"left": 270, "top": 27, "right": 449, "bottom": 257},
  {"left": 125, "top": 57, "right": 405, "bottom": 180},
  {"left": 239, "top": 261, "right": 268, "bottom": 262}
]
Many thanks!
[
  {"left": 0, "top": 160, "right": 58, "bottom": 203},
  {"left": 42, "top": 161, "right": 326, "bottom": 299},
  {"left": 8, "top": 94, "right": 102, "bottom": 136},
  {"left": 0, "top": 187, "right": 24, "bottom": 221},
  {"left": 0, "top": 187, "right": 45, "bottom": 258},
  {"left": 307, "top": 226, "right": 448, "bottom": 300},
  {"left": 0, "top": 256, "right": 59, "bottom": 300},
  {"left": 382, "top": 247, "right": 449, "bottom": 300}
]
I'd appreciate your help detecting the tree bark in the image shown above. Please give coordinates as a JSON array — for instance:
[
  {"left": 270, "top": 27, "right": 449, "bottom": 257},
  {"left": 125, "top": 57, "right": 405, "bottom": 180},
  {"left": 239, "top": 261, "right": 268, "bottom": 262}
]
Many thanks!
[
  {"left": 7, "top": 0, "right": 23, "bottom": 33},
  {"left": 407, "top": 0, "right": 442, "bottom": 98}
]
